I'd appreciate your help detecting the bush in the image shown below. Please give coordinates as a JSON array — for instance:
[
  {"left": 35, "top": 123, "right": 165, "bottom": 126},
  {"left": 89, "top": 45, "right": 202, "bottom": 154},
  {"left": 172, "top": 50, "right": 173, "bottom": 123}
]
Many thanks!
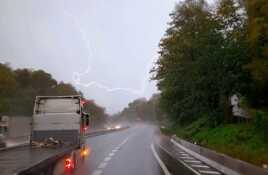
[{"left": 253, "top": 111, "right": 268, "bottom": 140}]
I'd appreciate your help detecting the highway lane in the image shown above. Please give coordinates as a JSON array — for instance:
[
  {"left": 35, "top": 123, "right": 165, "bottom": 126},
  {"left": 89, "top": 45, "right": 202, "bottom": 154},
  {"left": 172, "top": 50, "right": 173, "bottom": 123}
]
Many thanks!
[{"left": 73, "top": 124, "right": 164, "bottom": 175}]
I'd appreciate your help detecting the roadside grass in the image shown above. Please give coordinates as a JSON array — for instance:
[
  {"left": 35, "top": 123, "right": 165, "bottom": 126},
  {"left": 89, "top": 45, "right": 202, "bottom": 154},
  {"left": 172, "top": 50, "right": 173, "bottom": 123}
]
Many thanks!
[{"left": 161, "top": 116, "right": 268, "bottom": 166}]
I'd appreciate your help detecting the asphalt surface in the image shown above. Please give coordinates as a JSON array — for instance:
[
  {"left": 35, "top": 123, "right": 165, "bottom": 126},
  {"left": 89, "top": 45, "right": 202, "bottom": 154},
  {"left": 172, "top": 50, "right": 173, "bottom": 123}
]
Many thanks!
[
  {"left": 73, "top": 124, "right": 164, "bottom": 175},
  {"left": 0, "top": 143, "right": 74, "bottom": 175}
]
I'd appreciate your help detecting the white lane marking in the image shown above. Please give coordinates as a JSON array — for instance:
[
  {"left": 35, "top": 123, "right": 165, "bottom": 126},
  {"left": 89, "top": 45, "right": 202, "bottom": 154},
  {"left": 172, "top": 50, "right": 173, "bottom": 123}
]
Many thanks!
[
  {"left": 92, "top": 136, "right": 132, "bottom": 175},
  {"left": 104, "top": 156, "right": 112, "bottom": 162},
  {"left": 180, "top": 156, "right": 195, "bottom": 160},
  {"left": 109, "top": 153, "right": 115, "bottom": 156},
  {"left": 191, "top": 164, "right": 210, "bottom": 168},
  {"left": 151, "top": 144, "right": 171, "bottom": 175},
  {"left": 184, "top": 160, "right": 202, "bottom": 163},
  {"left": 98, "top": 162, "right": 107, "bottom": 169},
  {"left": 199, "top": 170, "right": 221, "bottom": 175},
  {"left": 181, "top": 154, "right": 190, "bottom": 156},
  {"left": 123, "top": 137, "right": 129, "bottom": 143},
  {"left": 115, "top": 137, "right": 130, "bottom": 150},
  {"left": 157, "top": 143, "right": 202, "bottom": 175},
  {"left": 92, "top": 170, "right": 103, "bottom": 175},
  {"left": 170, "top": 139, "right": 239, "bottom": 175},
  {"left": 119, "top": 137, "right": 129, "bottom": 147}
]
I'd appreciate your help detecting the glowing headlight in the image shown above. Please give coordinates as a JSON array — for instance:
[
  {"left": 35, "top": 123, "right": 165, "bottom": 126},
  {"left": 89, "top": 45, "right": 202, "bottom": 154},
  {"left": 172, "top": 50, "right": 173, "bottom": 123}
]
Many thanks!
[{"left": 115, "top": 125, "right": 121, "bottom": 129}]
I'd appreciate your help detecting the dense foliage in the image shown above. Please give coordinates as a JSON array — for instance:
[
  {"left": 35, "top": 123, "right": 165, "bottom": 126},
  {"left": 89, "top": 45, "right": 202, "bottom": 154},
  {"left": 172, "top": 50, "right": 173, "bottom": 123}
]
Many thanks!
[
  {"left": 244, "top": 0, "right": 268, "bottom": 106},
  {"left": 162, "top": 120, "right": 268, "bottom": 165},
  {"left": 0, "top": 63, "right": 81, "bottom": 115},
  {"left": 118, "top": 94, "right": 165, "bottom": 122},
  {"left": 0, "top": 63, "right": 107, "bottom": 126},
  {"left": 83, "top": 100, "right": 108, "bottom": 128},
  {"left": 151, "top": 0, "right": 268, "bottom": 124}
]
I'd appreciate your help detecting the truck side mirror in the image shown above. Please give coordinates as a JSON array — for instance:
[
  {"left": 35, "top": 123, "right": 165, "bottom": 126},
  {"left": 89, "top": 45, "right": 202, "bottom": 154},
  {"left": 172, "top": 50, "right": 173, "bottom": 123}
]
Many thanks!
[
  {"left": 81, "top": 115, "right": 85, "bottom": 124},
  {"left": 86, "top": 114, "right": 89, "bottom": 126}
]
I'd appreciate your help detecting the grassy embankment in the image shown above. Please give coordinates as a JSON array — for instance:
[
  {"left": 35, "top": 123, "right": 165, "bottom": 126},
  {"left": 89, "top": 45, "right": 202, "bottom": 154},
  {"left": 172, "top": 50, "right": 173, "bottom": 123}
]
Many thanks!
[{"left": 162, "top": 112, "right": 268, "bottom": 167}]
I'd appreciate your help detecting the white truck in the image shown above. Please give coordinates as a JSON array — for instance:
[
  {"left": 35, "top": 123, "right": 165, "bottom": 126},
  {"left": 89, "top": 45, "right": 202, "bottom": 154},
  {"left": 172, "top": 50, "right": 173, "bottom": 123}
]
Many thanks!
[{"left": 0, "top": 95, "right": 90, "bottom": 175}]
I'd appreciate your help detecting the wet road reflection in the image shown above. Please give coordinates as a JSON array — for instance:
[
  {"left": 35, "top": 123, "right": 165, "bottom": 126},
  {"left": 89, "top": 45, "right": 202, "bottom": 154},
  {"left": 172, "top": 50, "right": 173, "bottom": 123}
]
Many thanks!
[{"left": 73, "top": 124, "right": 164, "bottom": 175}]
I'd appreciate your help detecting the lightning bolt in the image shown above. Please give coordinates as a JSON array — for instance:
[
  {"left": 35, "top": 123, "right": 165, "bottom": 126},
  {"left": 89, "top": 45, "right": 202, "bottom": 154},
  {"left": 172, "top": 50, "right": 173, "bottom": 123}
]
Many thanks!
[{"left": 62, "top": 2, "right": 156, "bottom": 97}]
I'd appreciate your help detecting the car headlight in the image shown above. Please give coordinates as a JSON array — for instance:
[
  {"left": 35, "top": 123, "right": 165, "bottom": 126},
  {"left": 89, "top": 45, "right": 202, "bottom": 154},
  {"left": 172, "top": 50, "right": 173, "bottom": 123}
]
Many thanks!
[{"left": 115, "top": 125, "right": 121, "bottom": 129}]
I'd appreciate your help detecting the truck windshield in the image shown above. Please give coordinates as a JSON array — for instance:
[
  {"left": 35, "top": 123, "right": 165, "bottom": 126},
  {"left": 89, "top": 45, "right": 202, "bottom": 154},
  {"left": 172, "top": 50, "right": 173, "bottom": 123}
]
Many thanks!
[{"left": 36, "top": 98, "right": 80, "bottom": 114}]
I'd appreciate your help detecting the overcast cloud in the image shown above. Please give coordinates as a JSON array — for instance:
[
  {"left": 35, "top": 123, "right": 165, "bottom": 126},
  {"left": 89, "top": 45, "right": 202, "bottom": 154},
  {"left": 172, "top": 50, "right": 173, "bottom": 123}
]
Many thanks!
[{"left": 0, "top": 0, "right": 178, "bottom": 114}]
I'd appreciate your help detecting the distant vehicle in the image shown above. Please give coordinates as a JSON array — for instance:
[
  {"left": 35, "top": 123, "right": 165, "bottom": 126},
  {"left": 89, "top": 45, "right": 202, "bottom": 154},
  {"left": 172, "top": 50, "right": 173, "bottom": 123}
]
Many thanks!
[
  {"left": 105, "top": 125, "right": 112, "bottom": 130},
  {"left": 105, "top": 124, "right": 122, "bottom": 130},
  {"left": 0, "top": 117, "right": 6, "bottom": 148},
  {"left": 0, "top": 133, "right": 5, "bottom": 148},
  {"left": 115, "top": 124, "right": 121, "bottom": 129},
  {"left": 0, "top": 95, "right": 90, "bottom": 175}
]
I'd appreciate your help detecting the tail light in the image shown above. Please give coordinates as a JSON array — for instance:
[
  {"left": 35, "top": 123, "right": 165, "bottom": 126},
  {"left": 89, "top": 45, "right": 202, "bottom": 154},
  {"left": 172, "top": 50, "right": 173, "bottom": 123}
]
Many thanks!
[
  {"left": 83, "top": 126, "right": 88, "bottom": 131},
  {"left": 65, "top": 158, "right": 74, "bottom": 170},
  {"left": 81, "top": 126, "right": 88, "bottom": 133}
]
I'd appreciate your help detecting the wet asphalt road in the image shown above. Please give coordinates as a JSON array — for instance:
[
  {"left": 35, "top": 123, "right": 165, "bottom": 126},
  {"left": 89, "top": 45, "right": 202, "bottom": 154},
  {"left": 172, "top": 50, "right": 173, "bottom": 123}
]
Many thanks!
[{"left": 73, "top": 124, "right": 164, "bottom": 175}]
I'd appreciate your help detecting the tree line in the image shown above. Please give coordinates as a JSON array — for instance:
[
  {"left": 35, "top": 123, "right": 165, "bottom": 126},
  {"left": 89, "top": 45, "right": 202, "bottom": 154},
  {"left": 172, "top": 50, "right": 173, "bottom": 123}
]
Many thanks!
[
  {"left": 83, "top": 100, "right": 108, "bottom": 128},
  {"left": 0, "top": 63, "right": 107, "bottom": 126},
  {"left": 117, "top": 94, "right": 165, "bottom": 123},
  {"left": 0, "top": 63, "right": 80, "bottom": 115},
  {"left": 151, "top": 0, "right": 268, "bottom": 125}
]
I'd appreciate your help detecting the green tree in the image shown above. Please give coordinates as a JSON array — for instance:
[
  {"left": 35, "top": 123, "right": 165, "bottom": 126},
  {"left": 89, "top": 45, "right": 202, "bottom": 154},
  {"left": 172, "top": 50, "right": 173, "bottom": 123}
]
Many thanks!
[
  {"left": 117, "top": 95, "right": 164, "bottom": 122},
  {"left": 0, "top": 64, "right": 17, "bottom": 97},
  {"left": 245, "top": 0, "right": 268, "bottom": 106},
  {"left": 0, "top": 64, "right": 17, "bottom": 114},
  {"left": 31, "top": 70, "right": 57, "bottom": 94},
  {"left": 151, "top": 0, "right": 249, "bottom": 124},
  {"left": 0, "top": 64, "right": 84, "bottom": 116},
  {"left": 83, "top": 100, "right": 107, "bottom": 128},
  {"left": 14, "top": 69, "right": 32, "bottom": 88},
  {"left": 52, "top": 82, "right": 79, "bottom": 96}
]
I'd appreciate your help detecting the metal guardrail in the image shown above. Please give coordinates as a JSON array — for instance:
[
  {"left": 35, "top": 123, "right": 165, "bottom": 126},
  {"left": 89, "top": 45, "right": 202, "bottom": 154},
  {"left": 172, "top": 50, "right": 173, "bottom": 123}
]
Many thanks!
[
  {"left": 171, "top": 136, "right": 268, "bottom": 175},
  {"left": 154, "top": 133, "right": 268, "bottom": 175}
]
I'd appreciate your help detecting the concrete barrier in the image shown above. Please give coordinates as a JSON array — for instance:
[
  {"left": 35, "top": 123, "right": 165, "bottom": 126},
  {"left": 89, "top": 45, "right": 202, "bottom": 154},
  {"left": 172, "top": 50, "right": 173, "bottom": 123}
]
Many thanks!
[
  {"left": 85, "top": 126, "right": 129, "bottom": 137},
  {"left": 2, "top": 116, "right": 31, "bottom": 138},
  {"left": 0, "top": 127, "right": 129, "bottom": 152}
]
